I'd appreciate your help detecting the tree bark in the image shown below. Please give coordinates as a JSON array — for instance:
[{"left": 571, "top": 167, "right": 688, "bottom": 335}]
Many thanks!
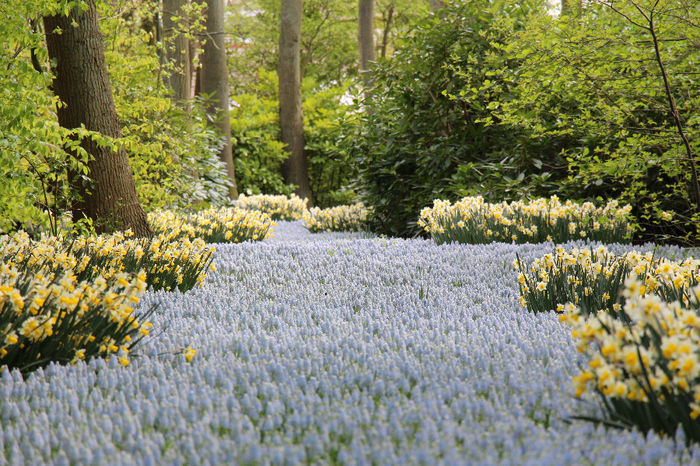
[
  {"left": 560, "top": 0, "right": 581, "bottom": 16},
  {"left": 279, "top": 0, "right": 313, "bottom": 203},
  {"left": 43, "top": 1, "right": 152, "bottom": 237},
  {"left": 648, "top": 14, "right": 700, "bottom": 208},
  {"left": 380, "top": 5, "right": 394, "bottom": 59},
  {"left": 163, "top": 0, "right": 191, "bottom": 102},
  {"left": 358, "top": 0, "right": 375, "bottom": 73},
  {"left": 200, "top": 0, "right": 238, "bottom": 199},
  {"left": 429, "top": 0, "right": 445, "bottom": 11}
]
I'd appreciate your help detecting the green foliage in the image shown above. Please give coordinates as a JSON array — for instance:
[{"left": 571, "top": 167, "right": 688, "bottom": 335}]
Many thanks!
[
  {"left": 303, "top": 80, "right": 359, "bottom": 207},
  {"left": 492, "top": 1, "right": 700, "bottom": 244},
  {"left": 230, "top": 70, "right": 293, "bottom": 196},
  {"left": 231, "top": 70, "right": 358, "bottom": 207},
  {"left": 103, "top": 4, "right": 232, "bottom": 212},
  {"left": 226, "top": 0, "right": 427, "bottom": 89},
  {"left": 0, "top": 0, "right": 233, "bottom": 235},
  {"left": 352, "top": 0, "right": 554, "bottom": 238},
  {"left": 0, "top": 0, "right": 90, "bottom": 235}
]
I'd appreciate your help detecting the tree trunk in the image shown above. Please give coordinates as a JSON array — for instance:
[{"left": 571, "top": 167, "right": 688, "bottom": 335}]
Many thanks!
[
  {"left": 358, "top": 0, "right": 375, "bottom": 73},
  {"left": 43, "top": 1, "right": 152, "bottom": 237},
  {"left": 163, "top": 0, "right": 191, "bottom": 101},
  {"left": 200, "top": 0, "right": 238, "bottom": 199},
  {"left": 380, "top": 5, "right": 394, "bottom": 59},
  {"left": 429, "top": 0, "right": 445, "bottom": 11},
  {"left": 279, "top": 0, "right": 313, "bottom": 203},
  {"left": 560, "top": 0, "right": 581, "bottom": 16}
]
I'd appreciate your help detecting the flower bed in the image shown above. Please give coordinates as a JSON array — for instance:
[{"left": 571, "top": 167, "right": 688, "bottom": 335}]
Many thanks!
[
  {"left": 518, "top": 246, "right": 699, "bottom": 444},
  {"left": 0, "top": 225, "right": 697, "bottom": 463},
  {"left": 235, "top": 193, "right": 308, "bottom": 221},
  {"left": 148, "top": 207, "right": 274, "bottom": 244},
  {"left": 0, "top": 230, "right": 214, "bottom": 293},
  {"left": 419, "top": 196, "right": 633, "bottom": 244},
  {"left": 515, "top": 245, "right": 699, "bottom": 316},
  {"left": 302, "top": 203, "right": 371, "bottom": 233}
]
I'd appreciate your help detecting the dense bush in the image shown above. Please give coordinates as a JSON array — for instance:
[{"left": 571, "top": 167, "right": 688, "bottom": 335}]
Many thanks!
[
  {"left": 351, "top": 0, "right": 557, "bottom": 238},
  {"left": 477, "top": 2, "right": 700, "bottom": 244},
  {"left": 231, "top": 70, "right": 358, "bottom": 207},
  {"left": 105, "top": 8, "right": 233, "bottom": 212}
]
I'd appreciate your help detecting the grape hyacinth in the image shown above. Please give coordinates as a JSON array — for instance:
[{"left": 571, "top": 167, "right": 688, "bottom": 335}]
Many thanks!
[{"left": 0, "top": 221, "right": 697, "bottom": 464}]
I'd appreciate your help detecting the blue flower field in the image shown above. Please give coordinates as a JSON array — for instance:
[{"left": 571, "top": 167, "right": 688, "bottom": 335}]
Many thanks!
[{"left": 1, "top": 221, "right": 698, "bottom": 464}]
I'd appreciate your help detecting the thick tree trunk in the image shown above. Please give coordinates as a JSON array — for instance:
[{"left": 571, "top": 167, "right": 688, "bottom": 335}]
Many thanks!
[
  {"left": 163, "top": 0, "right": 191, "bottom": 101},
  {"left": 358, "top": 0, "right": 375, "bottom": 73},
  {"left": 43, "top": 1, "right": 152, "bottom": 237},
  {"left": 279, "top": 0, "right": 313, "bottom": 203},
  {"left": 200, "top": 0, "right": 238, "bottom": 199}
]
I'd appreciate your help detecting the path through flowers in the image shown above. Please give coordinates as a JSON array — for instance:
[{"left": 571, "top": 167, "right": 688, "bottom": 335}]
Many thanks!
[{"left": 0, "top": 222, "right": 697, "bottom": 464}]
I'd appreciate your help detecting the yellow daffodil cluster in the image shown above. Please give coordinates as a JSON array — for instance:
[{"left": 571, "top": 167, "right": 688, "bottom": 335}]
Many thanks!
[
  {"left": 142, "top": 234, "right": 215, "bottom": 291},
  {"left": 516, "top": 245, "right": 699, "bottom": 314},
  {"left": 562, "top": 276, "right": 700, "bottom": 427},
  {"left": 0, "top": 259, "right": 151, "bottom": 374},
  {"left": 236, "top": 193, "right": 308, "bottom": 221},
  {"left": 148, "top": 207, "right": 274, "bottom": 244},
  {"left": 302, "top": 203, "right": 372, "bottom": 233},
  {"left": 419, "top": 195, "right": 633, "bottom": 244},
  {"left": 1, "top": 228, "right": 215, "bottom": 293}
]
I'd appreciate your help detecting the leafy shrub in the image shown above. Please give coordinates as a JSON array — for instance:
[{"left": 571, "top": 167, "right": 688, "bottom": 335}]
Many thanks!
[
  {"left": 148, "top": 207, "right": 274, "bottom": 243},
  {"left": 235, "top": 193, "right": 308, "bottom": 221},
  {"left": 0, "top": 1, "right": 233, "bottom": 237},
  {"left": 419, "top": 196, "right": 632, "bottom": 245},
  {"left": 231, "top": 70, "right": 358, "bottom": 207},
  {"left": 302, "top": 81, "right": 359, "bottom": 207},
  {"left": 302, "top": 203, "right": 371, "bottom": 233},
  {"left": 105, "top": 11, "right": 233, "bottom": 212},
  {"left": 0, "top": 0, "right": 92, "bottom": 235},
  {"left": 351, "top": 0, "right": 556, "bottom": 238},
  {"left": 491, "top": 3, "right": 700, "bottom": 244},
  {"left": 230, "top": 71, "right": 293, "bottom": 197}
]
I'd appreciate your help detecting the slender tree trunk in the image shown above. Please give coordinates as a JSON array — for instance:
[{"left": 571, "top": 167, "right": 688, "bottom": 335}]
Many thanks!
[
  {"left": 43, "top": 1, "right": 152, "bottom": 237},
  {"left": 648, "top": 16, "right": 700, "bottom": 208},
  {"left": 163, "top": 0, "right": 191, "bottom": 102},
  {"left": 429, "top": 0, "right": 445, "bottom": 11},
  {"left": 560, "top": 0, "right": 581, "bottom": 16},
  {"left": 358, "top": 0, "right": 375, "bottom": 74},
  {"left": 279, "top": 0, "right": 313, "bottom": 203},
  {"left": 380, "top": 5, "right": 394, "bottom": 59},
  {"left": 200, "top": 0, "right": 238, "bottom": 199}
]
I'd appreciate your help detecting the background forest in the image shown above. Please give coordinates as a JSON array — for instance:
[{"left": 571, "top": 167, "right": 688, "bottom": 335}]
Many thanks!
[{"left": 1, "top": 0, "right": 699, "bottom": 244}]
